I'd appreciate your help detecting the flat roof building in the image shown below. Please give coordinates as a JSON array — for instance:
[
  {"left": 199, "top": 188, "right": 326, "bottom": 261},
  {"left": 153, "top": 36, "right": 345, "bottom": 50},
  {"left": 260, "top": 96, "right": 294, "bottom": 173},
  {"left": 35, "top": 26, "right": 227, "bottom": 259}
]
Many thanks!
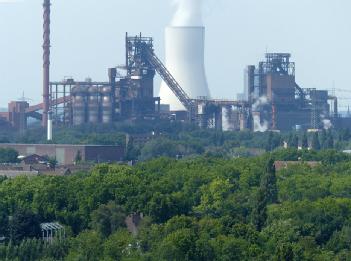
[{"left": 0, "top": 144, "right": 124, "bottom": 165}]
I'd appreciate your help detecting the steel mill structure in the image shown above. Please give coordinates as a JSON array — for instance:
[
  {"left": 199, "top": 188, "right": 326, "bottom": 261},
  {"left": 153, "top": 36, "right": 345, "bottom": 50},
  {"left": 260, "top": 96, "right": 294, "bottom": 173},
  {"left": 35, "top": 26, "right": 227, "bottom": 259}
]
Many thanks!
[
  {"left": 244, "top": 53, "right": 340, "bottom": 131},
  {"left": 1, "top": 0, "right": 351, "bottom": 133},
  {"left": 41, "top": 41, "right": 348, "bottom": 132},
  {"left": 1, "top": 34, "right": 350, "bottom": 132},
  {"left": 40, "top": 34, "right": 248, "bottom": 131}
]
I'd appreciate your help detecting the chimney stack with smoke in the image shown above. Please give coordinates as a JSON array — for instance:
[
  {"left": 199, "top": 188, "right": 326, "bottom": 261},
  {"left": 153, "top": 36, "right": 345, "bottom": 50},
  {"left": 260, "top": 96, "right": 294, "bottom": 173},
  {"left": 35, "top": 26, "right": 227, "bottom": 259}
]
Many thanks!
[{"left": 159, "top": 0, "right": 211, "bottom": 110}]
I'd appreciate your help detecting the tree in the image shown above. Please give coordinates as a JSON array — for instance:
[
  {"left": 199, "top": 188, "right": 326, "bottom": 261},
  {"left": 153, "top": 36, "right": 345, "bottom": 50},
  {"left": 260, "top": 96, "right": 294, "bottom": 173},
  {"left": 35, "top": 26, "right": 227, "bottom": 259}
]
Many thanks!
[
  {"left": 311, "top": 132, "right": 321, "bottom": 150},
  {"left": 211, "top": 235, "right": 248, "bottom": 261},
  {"left": 90, "top": 202, "right": 126, "bottom": 238},
  {"left": 103, "top": 229, "right": 134, "bottom": 260},
  {"left": 320, "top": 129, "right": 327, "bottom": 149},
  {"left": 266, "top": 132, "right": 274, "bottom": 152},
  {"left": 339, "top": 128, "right": 351, "bottom": 142},
  {"left": 0, "top": 148, "right": 19, "bottom": 163},
  {"left": 287, "top": 134, "right": 298, "bottom": 149},
  {"left": 287, "top": 134, "right": 293, "bottom": 148},
  {"left": 325, "top": 131, "right": 334, "bottom": 149},
  {"left": 290, "top": 134, "right": 299, "bottom": 149},
  {"left": 66, "top": 230, "right": 103, "bottom": 261},
  {"left": 139, "top": 138, "right": 179, "bottom": 161},
  {"left": 194, "top": 178, "right": 235, "bottom": 217},
  {"left": 125, "top": 136, "right": 141, "bottom": 161},
  {"left": 0, "top": 203, "right": 8, "bottom": 237},
  {"left": 252, "top": 158, "right": 277, "bottom": 231},
  {"left": 262, "top": 158, "right": 278, "bottom": 204},
  {"left": 275, "top": 243, "right": 294, "bottom": 261},
  {"left": 157, "top": 228, "right": 197, "bottom": 261},
  {"left": 302, "top": 133, "right": 309, "bottom": 149},
  {"left": 252, "top": 188, "right": 267, "bottom": 232},
  {"left": 9, "top": 208, "right": 41, "bottom": 243}
]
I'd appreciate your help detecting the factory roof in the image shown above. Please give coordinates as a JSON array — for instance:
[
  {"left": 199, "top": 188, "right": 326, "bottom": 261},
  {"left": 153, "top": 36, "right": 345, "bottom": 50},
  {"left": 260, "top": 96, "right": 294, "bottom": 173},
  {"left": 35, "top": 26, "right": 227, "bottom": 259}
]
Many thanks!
[{"left": 0, "top": 143, "right": 121, "bottom": 147}]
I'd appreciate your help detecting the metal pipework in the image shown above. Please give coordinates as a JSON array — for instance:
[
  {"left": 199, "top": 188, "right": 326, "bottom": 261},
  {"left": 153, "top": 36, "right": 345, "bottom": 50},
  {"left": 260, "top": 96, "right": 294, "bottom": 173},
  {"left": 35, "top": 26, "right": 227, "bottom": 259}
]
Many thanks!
[{"left": 42, "top": 0, "right": 51, "bottom": 127}]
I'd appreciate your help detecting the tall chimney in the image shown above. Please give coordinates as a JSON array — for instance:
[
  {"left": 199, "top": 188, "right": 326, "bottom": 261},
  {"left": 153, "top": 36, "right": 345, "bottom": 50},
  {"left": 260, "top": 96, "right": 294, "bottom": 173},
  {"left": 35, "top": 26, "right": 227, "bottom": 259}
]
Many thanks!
[
  {"left": 159, "top": 26, "right": 210, "bottom": 111},
  {"left": 42, "top": 0, "right": 51, "bottom": 127}
]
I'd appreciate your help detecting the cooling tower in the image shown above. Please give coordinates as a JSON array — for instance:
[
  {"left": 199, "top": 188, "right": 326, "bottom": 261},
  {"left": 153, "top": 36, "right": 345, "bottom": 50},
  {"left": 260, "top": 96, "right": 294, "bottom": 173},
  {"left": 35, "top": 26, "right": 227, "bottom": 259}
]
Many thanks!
[{"left": 159, "top": 26, "right": 211, "bottom": 110}]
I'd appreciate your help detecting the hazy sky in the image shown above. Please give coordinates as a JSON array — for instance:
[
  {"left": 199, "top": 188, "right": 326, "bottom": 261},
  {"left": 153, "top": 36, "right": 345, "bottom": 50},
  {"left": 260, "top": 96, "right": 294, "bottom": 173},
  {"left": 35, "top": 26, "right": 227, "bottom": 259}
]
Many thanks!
[{"left": 0, "top": 0, "right": 351, "bottom": 108}]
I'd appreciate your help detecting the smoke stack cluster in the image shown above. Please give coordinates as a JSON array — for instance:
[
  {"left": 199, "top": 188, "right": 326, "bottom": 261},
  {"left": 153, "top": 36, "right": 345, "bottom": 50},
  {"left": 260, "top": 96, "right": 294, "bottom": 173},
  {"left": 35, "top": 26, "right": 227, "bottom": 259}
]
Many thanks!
[{"left": 159, "top": 0, "right": 210, "bottom": 110}]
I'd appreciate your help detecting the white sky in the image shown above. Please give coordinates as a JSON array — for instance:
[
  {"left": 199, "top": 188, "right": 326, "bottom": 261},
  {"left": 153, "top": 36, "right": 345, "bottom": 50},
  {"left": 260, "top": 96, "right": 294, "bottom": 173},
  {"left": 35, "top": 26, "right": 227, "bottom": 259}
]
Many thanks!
[{"left": 0, "top": 0, "right": 350, "bottom": 107}]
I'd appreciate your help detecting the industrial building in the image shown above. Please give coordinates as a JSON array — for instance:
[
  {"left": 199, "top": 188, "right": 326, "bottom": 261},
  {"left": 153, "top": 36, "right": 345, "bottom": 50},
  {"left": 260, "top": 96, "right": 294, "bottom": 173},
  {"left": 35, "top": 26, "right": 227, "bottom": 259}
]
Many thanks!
[
  {"left": 1, "top": 0, "right": 350, "bottom": 134},
  {"left": 1, "top": 39, "right": 347, "bottom": 132},
  {"left": 244, "top": 53, "right": 339, "bottom": 131},
  {"left": 0, "top": 144, "right": 124, "bottom": 165}
]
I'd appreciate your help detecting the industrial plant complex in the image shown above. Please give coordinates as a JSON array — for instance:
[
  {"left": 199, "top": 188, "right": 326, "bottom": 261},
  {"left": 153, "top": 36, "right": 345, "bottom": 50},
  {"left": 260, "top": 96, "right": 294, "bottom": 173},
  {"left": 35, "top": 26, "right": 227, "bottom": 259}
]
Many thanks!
[{"left": 0, "top": 0, "right": 351, "bottom": 137}]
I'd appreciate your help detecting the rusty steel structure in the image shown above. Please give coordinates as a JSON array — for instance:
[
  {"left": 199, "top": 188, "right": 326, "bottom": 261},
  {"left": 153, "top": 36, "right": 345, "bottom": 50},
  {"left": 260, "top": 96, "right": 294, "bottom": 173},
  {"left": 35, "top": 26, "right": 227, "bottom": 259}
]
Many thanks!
[
  {"left": 42, "top": 34, "right": 250, "bottom": 130},
  {"left": 1, "top": 0, "right": 349, "bottom": 133},
  {"left": 244, "top": 53, "right": 340, "bottom": 131},
  {"left": 42, "top": 0, "right": 51, "bottom": 127},
  {"left": 3, "top": 4, "right": 350, "bottom": 133}
]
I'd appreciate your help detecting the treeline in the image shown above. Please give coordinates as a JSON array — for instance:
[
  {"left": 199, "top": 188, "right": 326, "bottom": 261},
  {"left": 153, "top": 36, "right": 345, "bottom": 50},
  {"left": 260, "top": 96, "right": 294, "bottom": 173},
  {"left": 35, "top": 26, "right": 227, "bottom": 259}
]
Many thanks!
[
  {"left": 2, "top": 119, "right": 351, "bottom": 163},
  {"left": 1, "top": 149, "right": 351, "bottom": 260},
  {"left": 0, "top": 148, "right": 19, "bottom": 163}
]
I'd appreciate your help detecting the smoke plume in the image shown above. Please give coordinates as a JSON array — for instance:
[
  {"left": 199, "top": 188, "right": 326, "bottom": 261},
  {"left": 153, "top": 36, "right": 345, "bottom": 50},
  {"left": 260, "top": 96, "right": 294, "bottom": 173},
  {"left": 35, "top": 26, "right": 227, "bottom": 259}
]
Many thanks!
[
  {"left": 252, "top": 96, "right": 269, "bottom": 132},
  {"left": 253, "top": 115, "right": 268, "bottom": 133},
  {"left": 252, "top": 96, "right": 268, "bottom": 111},
  {"left": 320, "top": 114, "right": 333, "bottom": 130},
  {"left": 322, "top": 119, "right": 333, "bottom": 130},
  {"left": 171, "top": 0, "right": 204, "bottom": 26}
]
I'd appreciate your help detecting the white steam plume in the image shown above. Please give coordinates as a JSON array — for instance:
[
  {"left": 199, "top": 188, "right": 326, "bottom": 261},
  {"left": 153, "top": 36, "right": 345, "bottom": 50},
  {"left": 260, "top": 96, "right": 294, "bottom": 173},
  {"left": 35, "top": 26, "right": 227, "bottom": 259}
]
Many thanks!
[
  {"left": 252, "top": 96, "right": 268, "bottom": 111},
  {"left": 320, "top": 114, "right": 333, "bottom": 130},
  {"left": 171, "top": 0, "right": 204, "bottom": 26},
  {"left": 252, "top": 96, "right": 269, "bottom": 132},
  {"left": 253, "top": 115, "right": 268, "bottom": 133},
  {"left": 322, "top": 119, "right": 332, "bottom": 130}
]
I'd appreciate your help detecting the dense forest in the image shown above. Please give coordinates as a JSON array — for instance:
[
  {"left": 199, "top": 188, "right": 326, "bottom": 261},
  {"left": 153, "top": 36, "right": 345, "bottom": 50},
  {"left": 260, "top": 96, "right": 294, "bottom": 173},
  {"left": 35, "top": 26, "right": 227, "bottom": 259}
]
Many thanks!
[{"left": 1, "top": 149, "right": 351, "bottom": 260}]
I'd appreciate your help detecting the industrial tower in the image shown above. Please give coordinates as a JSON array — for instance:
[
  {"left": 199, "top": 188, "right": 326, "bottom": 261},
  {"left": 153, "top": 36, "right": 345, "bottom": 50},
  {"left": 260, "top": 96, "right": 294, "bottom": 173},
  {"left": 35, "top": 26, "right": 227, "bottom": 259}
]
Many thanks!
[{"left": 42, "top": 0, "right": 51, "bottom": 128}]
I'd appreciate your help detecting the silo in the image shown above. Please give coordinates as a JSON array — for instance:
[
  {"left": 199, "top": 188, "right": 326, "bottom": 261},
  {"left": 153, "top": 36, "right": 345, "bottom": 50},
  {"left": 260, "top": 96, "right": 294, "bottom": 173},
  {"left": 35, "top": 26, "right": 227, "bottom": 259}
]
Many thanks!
[
  {"left": 101, "top": 86, "right": 112, "bottom": 124},
  {"left": 87, "top": 86, "right": 99, "bottom": 124},
  {"left": 72, "top": 85, "right": 87, "bottom": 126},
  {"left": 159, "top": 26, "right": 210, "bottom": 110}
]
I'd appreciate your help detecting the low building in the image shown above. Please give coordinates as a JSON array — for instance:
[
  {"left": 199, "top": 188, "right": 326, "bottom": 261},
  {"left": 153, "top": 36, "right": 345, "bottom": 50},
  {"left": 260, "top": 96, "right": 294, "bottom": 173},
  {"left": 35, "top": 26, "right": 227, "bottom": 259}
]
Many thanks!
[
  {"left": 274, "top": 161, "right": 321, "bottom": 171},
  {"left": 0, "top": 169, "right": 39, "bottom": 178},
  {"left": 0, "top": 144, "right": 124, "bottom": 165},
  {"left": 126, "top": 133, "right": 156, "bottom": 146},
  {"left": 21, "top": 154, "right": 49, "bottom": 165}
]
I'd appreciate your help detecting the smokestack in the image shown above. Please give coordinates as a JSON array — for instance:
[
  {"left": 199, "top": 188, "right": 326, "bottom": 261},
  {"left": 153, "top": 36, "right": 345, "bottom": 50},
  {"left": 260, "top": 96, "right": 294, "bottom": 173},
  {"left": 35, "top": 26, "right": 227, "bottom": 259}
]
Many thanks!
[
  {"left": 159, "top": 26, "right": 210, "bottom": 110},
  {"left": 42, "top": 0, "right": 51, "bottom": 127}
]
